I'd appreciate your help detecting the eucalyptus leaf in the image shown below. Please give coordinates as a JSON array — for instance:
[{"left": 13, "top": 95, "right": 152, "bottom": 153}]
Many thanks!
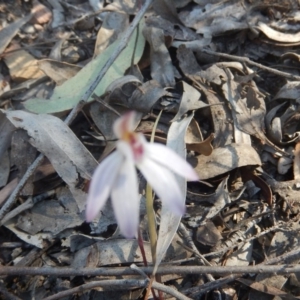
[{"left": 24, "top": 24, "right": 145, "bottom": 114}]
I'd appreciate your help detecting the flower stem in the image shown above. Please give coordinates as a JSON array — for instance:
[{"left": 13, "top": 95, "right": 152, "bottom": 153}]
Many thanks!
[
  {"left": 146, "top": 184, "right": 157, "bottom": 262},
  {"left": 146, "top": 110, "right": 163, "bottom": 263},
  {"left": 137, "top": 229, "right": 148, "bottom": 266}
]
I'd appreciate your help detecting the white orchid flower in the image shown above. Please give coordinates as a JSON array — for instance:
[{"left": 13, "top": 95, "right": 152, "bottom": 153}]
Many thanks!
[{"left": 86, "top": 111, "right": 198, "bottom": 238}]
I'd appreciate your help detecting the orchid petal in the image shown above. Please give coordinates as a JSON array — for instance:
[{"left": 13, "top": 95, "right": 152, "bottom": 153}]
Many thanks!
[
  {"left": 86, "top": 151, "right": 123, "bottom": 222},
  {"left": 146, "top": 143, "right": 199, "bottom": 181},
  {"left": 111, "top": 156, "right": 139, "bottom": 238},
  {"left": 138, "top": 158, "right": 185, "bottom": 215},
  {"left": 113, "top": 111, "right": 136, "bottom": 139}
]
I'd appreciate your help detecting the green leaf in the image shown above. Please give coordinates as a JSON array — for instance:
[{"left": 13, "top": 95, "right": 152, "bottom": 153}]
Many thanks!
[{"left": 24, "top": 25, "right": 145, "bottom": 114}]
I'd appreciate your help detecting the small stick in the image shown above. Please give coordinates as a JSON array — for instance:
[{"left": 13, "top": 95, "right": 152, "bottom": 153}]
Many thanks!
[
  {"left": 182, "top": 244, "right": 300, "bottom": 297},
  {"left": 3, "top": 260, "right": 300, "bottom": 277},
  {"left": 43, "top": 279, "right": 149, "bottom": 300},
  {"left": 0, "top": 153, "right": 44, "bottom": 221},
  {"left": 131, "top": 265, "right": 191, "bottom": 300},
  {"left": 200, "top": 48, "right": 300, "bottom": 81}
]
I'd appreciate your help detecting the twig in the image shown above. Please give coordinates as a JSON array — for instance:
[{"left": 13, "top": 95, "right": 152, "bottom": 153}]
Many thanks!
[
  {"left": 1, "top": 197, "right": 34, "bottom": 226},
  {"left": 183, "top": 274, "right": 238, "bottom": 298},
  {"left": 203, "top": 222, "right": 287, "bottom": 258},
  {"left": 131, "top": 264, "right": 192, "bottom": 300},
  {"left": 0, "top": 0, "right": 153, "bottom": 223},
  {"left": 42, "top": 279, "right": 149, "bottom": 300},
  {"left": 200, "top": 48, "right": 300, "bottom": 81},
  {"left": 181, "top": 244, "right": 300, "bottom": 298},
  {"left": 151, "top": 281, "right": 192, "bottom": 300},
  {"left": 131, "top": 263, "right": 149, "bottom": 277},
  {"left": 178, "top": 222, "right": 216, "bottom": 284},
  {"left": 2, "top": 247, "right": 300, "bottom": 299},
  {"left": 178, "top": 223, "right": 212, "bottom": 267},
  {"left": 42, "top": 277, "right": 191, "bottom": 300},
  {"left": 0, "top": 153, "right": 44, "bottom": 221},
  {"left": 92, "top": 94, "right": 121, "bottom": 117},
  {"left": 3, "top": 262, "right": 300, "bottom": 277}
]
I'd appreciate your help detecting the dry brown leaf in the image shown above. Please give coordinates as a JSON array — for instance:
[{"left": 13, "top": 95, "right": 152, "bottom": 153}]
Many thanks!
[
  {"left": 49, "top": 32, "right": 71, "bottom": 61},
  {"left": 280, "top": 52, "right": 300, "bottom": 63},
  {"left": 2, "top": 110, "right": 98, "bottom": 211},
  {"left": 0, "top": 112, "right": 15, "bottom": 159},
  {"left": 145, "top": 15, "right": 199, "bottom": 42},
  {"left": 0, "top": 74, "right": 10, "bottom": 96},
  {"left": 4, "top": 48, "right": 45, "bottom": 82},
  {"left": 222, "top": 69, "right": 266, "bottom": 143},
  {"left": 265, "top": 102, "right": 299, "bottom": 145},
  {"left": 0, "top": 151, "right": 10, "bottom": 188},
  {"left": 258, "top": 22, "right": 300, "bottom": 43},
  {"left": 197, "top": 18, "right": 248, "bottom": 36},
  {"left": 195, "top": 221, "right": 222, "bottom": 248},
  {"left": 90, "top": 102, "right": 141, "bottom": 141},
  {"left": 199, "top": 83, "right": 233, "bottom": 147},
  {"left": 186, "top": 177, "right": 230, "bottom": 228},
  {"left": 128, "top": 80, "right": 169, "bottom": 112},
  {"left": 0, "top": 178, "right": 18, "bottom": 207},
  {"left": 185, "top": 118, "right": 203, "bottom": 143},
  {"left": 177, "top": 45, "right": 202, "bottom": 77},
  {"left": 72, "top": 239, "right": 152, "bottom": 268},
  {"left": 104, "top": 0, "right": 139, "bottom": 14},
  {"left": 194, "top": 0, "right": 221, "bottom": 4},
  {"left": 11, "top": 130, "right": 37, "bottom": 196},
  {"left": 105, "top": 75, "right": 142, "bottom": 106},
  {"left": 278, "top": 150, "right": 293, "bottom": 175},
  {"left": 238, "top": 278, "right": 299, "bottom": 299},
  {"left": 38, "top": 59, "right": 81, "bottom": 85},
  {"left": 222, "top": 69, "right": 252, "bottom": 144},
  {"left": 179, "top": 1, "right": 247, "bottom": 34},
  {"left": 94, "top": 11, "right": 128, "bottom": 56},
  {"left": 48, "top": 0, "right": 64, "bottom": 29},
  {"left": 16, "top": 188, "right": 84, "bottom": 235},
  {"left": 187, "top": 133, "right": 214, "bottom": 156},
  {"left": 136, "top": 118, "right": 169, "bottom": 137},
  {"left": 31, "top": 0, "right": 52, "bottom": 24},
  {"left": 177, "top": 46, "right": 226, "bottom": 85},
  {"left": 294, "top": 142, "right": 300, "bottom": 181},
  {"left": 191, "top": 143, "right": 261, "bottom": 180},
  {"left": 0, "top": 14, "right": 32, "bottom": 55},
  {"left": 198, "top": 64, "right": 227, "bottom": 85},
  {"left": 241, "top": 170, "right": 273, "bottom": 206},
  {"left": 172, "top": 38, "right": 212, "bottom": 51},
  {"left": 246, "top": 86, "right": 261, "bottom": 111},
  {"left": 5, "top": 218, "right": 53, "bottom": 248},
  {"left": 172, "top": 81, "right": 206, "bottom": 121},
  {"left": 143, "top": 26, "right": 175, "bottom": 87},
  {"left": 274, "top": 81, "right": 300, "bottom": 101},
  {"left": 225, "top": 239, "right": 253, "bottom": 266},
  {"left": 153, "top": 0, "right": 182, "bottom": 25}
]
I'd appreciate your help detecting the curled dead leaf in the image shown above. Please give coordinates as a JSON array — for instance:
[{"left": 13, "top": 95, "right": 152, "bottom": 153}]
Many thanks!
[{"left": 187, "top": 133, "right": 214, "bottom": 156}]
